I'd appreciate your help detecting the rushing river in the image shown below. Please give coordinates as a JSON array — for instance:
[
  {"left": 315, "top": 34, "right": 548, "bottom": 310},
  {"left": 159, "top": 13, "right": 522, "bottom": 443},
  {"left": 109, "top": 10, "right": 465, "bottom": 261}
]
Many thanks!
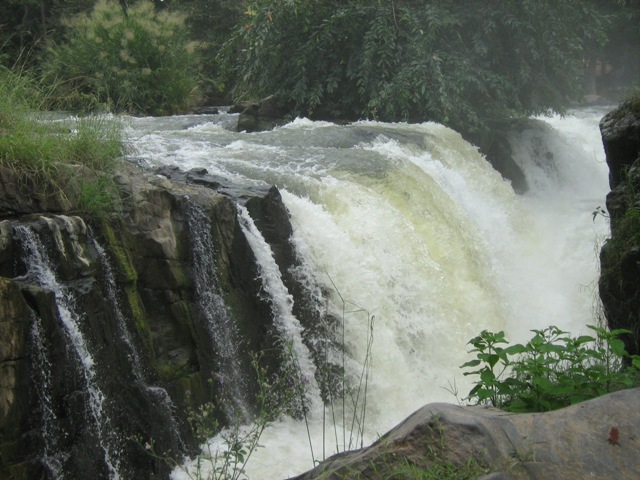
[{"left": 126, "top": 107, "right": 611, "bottom": 479}]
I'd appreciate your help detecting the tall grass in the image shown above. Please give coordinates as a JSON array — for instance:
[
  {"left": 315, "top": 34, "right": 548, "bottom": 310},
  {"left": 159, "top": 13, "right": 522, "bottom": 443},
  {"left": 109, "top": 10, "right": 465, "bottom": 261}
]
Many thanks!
[
  {"left": 41, "top": 0, "right": 201, "bottom": 115},
  {"left": 0, "top": 65, "right": 124, "bottom": 216}
]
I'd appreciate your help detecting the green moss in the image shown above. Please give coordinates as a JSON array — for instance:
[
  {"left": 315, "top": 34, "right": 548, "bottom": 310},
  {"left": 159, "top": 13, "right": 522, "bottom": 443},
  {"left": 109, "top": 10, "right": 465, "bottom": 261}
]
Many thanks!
[
  {"left": 99, "top": 220, "right": 157, "bottom": 360},
  {"left": 100, "top": 221, "right": 137, "bottom": 283},
  {"left": 157, "top": 362, "right": 192, "bottom": 382}
]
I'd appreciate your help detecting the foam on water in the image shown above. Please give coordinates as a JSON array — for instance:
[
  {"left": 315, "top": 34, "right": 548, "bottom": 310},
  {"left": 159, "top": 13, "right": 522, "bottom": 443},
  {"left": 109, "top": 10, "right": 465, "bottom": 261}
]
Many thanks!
[{"left": 126, "top": 108, "right": 611, "bottom": 479}]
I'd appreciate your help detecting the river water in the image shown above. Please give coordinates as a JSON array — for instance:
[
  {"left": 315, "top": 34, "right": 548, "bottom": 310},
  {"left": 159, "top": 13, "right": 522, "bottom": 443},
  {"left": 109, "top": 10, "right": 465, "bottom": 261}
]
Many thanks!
[{"left": 126, "top": 107, "right": 611, "bottom": 479}]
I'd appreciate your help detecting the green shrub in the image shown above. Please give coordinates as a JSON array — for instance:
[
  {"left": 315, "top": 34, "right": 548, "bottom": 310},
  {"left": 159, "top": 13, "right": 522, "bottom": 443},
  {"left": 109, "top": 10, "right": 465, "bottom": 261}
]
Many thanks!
[
  {"left": 461, "top": 325, "right": 640, "bottom": 412},
  {"left": 42, "top": 0, "right": 201, "bottom": 115}
]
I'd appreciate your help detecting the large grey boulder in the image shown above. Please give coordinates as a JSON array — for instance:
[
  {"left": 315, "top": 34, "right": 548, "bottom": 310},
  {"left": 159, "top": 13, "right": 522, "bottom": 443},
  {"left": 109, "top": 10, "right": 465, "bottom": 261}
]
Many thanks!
[
  {"left": 291, "top": 388, "right": 640, "bottom": 480},
  {"left": 232, "top": 95, "right": 291, "bottom": 133}
]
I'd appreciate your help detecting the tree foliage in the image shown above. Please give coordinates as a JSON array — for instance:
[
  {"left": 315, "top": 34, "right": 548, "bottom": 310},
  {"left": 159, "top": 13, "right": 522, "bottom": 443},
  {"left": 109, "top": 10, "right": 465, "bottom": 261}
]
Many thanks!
[{"left": 227, "top": 0, "right": 610, "bottom": 133}]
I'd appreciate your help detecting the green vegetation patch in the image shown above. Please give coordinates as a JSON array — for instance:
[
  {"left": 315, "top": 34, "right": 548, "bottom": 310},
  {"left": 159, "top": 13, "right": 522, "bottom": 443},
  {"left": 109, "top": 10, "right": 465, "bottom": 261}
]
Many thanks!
[
  {"left": 461, "top": 325, "right": 640, "bottom": 413},
  {"left": 42, "top": 0, "right": 201, "bottom": 115},
  {"left": 227, "top": 0, "right": 608, "bottom": 135},
  {"left": 0, "top": 65, "right": 124, "bottom": 216},
  {"left": 619, "top": 87, "right": 640, "bottom": 115}
]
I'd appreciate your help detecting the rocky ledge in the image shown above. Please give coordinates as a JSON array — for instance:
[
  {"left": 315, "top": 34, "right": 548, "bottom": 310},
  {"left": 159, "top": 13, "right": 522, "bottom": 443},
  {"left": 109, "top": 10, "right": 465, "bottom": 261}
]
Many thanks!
[
  {"left": 0, "top": 161, "right": 309, "bottom": 479},
  {"left": 291, "top": 388, "right": 640, "bottom": 480}
]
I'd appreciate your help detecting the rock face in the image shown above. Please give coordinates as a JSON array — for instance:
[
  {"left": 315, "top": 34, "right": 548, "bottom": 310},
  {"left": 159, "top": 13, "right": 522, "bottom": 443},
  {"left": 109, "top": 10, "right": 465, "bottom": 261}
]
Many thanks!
[
  {"left": 291, "top": 388, "right": 640, "bottom": 480},
  {"left": 599, "top": 102, "right": 640, "bottom": 356},
  {"left": 0, "top": 163, "right": 307, "bottom": 479},
  {"left": 231, "top": 95, "right": 291, "bottom": 133}
]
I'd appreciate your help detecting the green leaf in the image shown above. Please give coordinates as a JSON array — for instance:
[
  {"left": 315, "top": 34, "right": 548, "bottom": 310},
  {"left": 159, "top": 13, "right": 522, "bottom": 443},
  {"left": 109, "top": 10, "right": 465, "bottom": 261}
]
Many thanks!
[
  {"left": 608, "top": 338, "right": 628, "bottom": 357},
  {"left": 504, "top": 343, "right": 527, "bottom": 355},
  {"left": 480, "top": 369, "right": 496, "bottom": 384},
  {"left": 460, "top": 359, "right": 481, "bottom": 368}
]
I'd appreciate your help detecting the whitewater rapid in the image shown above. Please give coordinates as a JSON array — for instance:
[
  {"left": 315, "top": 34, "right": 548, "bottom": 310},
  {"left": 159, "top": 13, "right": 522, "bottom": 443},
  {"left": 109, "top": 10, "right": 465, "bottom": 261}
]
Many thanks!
[{"left": 126, "top": 107, "right": 611, "bottom": 479}]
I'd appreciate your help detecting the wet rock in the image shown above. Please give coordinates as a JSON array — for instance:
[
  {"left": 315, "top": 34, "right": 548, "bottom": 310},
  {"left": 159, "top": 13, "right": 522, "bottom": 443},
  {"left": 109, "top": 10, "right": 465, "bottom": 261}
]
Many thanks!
[
  {"left": 599, "top": 102, "right": 640, "bottom": 356},
  {"left": 233, "top": 95, "right": 291, "bottom": 132},
  {"left": 0, "top": 161, "right": 305, "bottom": 478}
]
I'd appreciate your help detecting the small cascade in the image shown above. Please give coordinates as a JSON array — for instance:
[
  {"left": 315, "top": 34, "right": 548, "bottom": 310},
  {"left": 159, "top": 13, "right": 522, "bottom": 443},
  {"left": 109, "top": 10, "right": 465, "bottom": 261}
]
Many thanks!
[
  {"left": 92, "top": 238, "right": 183, "bottom": 446},
  {"left": 29, "top": 313, "right": 65, "bottom": 478},
  {"left": 93, "top": 240, "right": 144, "bottom": 375},
  {"left": 14, "top": 225, "right": 122, "bottom": 480},
  {"left": 237, "top": 205, "right": 321, "bottom": 410},
  {"left": 183, "top": 200, "right": 250, "bottom": 421}
]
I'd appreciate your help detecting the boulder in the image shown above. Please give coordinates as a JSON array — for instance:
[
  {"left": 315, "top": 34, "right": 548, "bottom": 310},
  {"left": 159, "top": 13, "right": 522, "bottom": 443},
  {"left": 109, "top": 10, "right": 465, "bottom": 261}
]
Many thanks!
[
  {"left": 233, "top": 95, "right": 291, "bottom": 132},
  {"left": 291, "top": 388, "right": 640, "bottom": 480},
  {"left": 599, "top": 106, "right": 640, "bottom": 190}
]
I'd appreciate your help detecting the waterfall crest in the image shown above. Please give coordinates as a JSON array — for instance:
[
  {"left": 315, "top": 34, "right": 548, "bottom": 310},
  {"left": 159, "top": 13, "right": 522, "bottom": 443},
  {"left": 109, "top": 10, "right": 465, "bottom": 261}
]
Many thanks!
[{"left": 125, "top": 109, "right": 609, "bottom": 479}]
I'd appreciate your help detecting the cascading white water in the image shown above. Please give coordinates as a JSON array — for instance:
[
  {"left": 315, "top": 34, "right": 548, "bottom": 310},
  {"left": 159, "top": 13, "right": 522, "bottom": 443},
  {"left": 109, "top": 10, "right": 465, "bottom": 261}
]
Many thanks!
[
  {"left": 184, "top": 200, "right": 251, "bottom": 420},
  {"left": 127, "top": 107, "right": 611, "bottom": 479},
  {"left": 30, "top": 313, "right": 65, "bottom": 478},
  {"left": 15, "top": 225, "right": 122, "bottom": 480},
  {"left": 93, "top": 238, "right": 183, "bottom": 444},
  {"left": 237, "top": 204, "right": 322, "bottom": 408}
]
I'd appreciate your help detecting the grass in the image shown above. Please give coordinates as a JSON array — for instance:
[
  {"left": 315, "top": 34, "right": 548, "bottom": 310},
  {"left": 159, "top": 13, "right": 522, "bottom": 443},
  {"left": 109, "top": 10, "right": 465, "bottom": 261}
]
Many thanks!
[
  {"left": 620, "top": 86, "right": 640, "bottom": 114},
  {"left": 0, "top": 64, "right": 124, "bottom": 217},
  {"left": 383, "top": 456, "right": 489, "bottom": 480},
  {"left": 317, "top": 418, "right": 492, "bottom": 480}
]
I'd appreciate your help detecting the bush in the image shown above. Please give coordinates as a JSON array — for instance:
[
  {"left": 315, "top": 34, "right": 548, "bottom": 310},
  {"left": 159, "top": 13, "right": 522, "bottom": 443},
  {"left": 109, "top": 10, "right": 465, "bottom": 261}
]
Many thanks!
[
  {"left": 461, "top": 325, "right": 640, "bottom": 412},
  {"left": 42, "top": 0, "right": 201, "bottom": 115}
]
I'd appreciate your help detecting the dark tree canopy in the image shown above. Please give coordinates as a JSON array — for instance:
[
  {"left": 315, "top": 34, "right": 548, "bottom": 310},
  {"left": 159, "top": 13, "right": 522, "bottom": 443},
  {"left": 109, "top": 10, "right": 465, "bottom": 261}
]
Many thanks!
[
  {"left": 0, "top": 0, "right": 637, "bottom": 121},
  {"left": 226, "top": 0, "right": 612, "bottom": 133}
]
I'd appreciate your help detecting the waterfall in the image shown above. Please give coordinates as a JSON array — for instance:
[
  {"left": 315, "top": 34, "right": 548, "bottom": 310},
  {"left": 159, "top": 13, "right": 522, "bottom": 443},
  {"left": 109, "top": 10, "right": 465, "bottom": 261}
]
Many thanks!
[
  {"left": 14, "top": 225, "right": 122, "bottom": 480},
  {"left": 30, "top": 313, "right": 65, "bottom": 478},
  {"left": 128, "top": 107, "right": 611, "bottom": 479},
  {"left": 93, "top": 238, "right": 183, "bottom": 447},
  {"left": 94, "top": 240, "right": 144, "bottom": 376},
  {"left": 183, "top": 199, "right": 250, "bottom": 420},
  {"left": 237, "top": 205, "right": 322, "bottom": 409}
]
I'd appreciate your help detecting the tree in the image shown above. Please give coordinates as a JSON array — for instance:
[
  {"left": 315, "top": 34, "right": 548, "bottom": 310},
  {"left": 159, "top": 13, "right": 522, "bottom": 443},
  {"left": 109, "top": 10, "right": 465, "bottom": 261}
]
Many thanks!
[
  {"left": 0, "top": 0, "right": 97, "bottom": 66},
  {"left": 226, "top": 0, "right": 609, "bottom": 134}
]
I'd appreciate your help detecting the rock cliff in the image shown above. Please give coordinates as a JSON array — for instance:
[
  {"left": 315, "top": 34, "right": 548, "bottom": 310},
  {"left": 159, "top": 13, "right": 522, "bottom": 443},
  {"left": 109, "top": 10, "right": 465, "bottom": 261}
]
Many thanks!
[
  {"left": 599, "top": 100, "right": 640, "bottom": 356},
  {"left": 0, "top": 163, "right": 305, "bottom": 479}
]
